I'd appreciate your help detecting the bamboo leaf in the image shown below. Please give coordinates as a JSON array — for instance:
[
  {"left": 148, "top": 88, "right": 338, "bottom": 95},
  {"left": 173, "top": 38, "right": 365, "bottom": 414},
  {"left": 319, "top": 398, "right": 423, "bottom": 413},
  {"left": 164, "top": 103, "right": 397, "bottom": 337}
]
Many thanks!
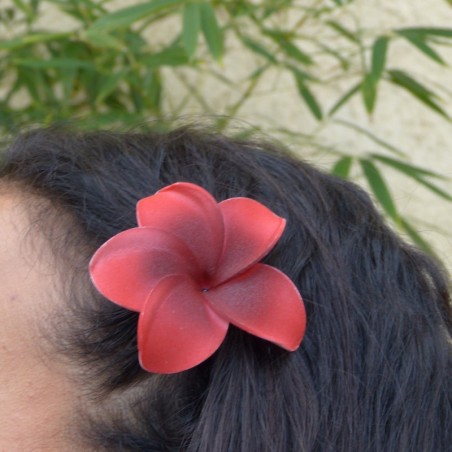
[
  {"left": 332, "top": 156, "right": 353, "bottom": 178},
  {"left": 326, "top": 20, "right": 359, "bottom": 43},
  {"left": 361, "top": 72, "right": 377, "bottom": 114},
  {"left": 241, "top": 37, "right": 278, "bottom": 64},
  {"left": 397, "top": 27, "right": 452, "bottom": 38},
  {"left": 200, "top": 2, "right": 223, "bottom": 61},
  {"left": 142, "top": 46, "right": 189, "bottom": 67},
  {"left": 89, "top": 0, "right": 183, "bottom": 32},
  {"left": 285, "top": 64, "right": 317, "bottom": 82},
  {"left": 61, "top": 69, "right": 77, "bottom": 100},
  {"left": 388, "top": 69, "right": 435, "bottom": 97},
  {"left": 332, "top": 0, "right": 355, "bottom": 4},
  {"left": 0, "top": 38, "right": 25, "bottom": 50},
  {"left": 17, "top": 69, "right": 41, "bottom": 103},
  {"left": 316, "top": 42, "right": 350, "bottom": 70},
  {"left": 387, "top": 70, "right": 449, "bottom": 119},
  {"left": 12, "top": 0, "right": 29, "bottom": 14},
  {"left": 293, "top": 71, "right": 322, "bottom": 120},
  {"left": 12, "top": 0, "right": 36, "bottom": 22},
  {"left": 363, "top": 35, "right": 387, "bottom": 115},
  {"left": 263, "top": 30, "right": 313, "bottom": 65},
  {"left": 146, "top": 70, "right": 162, "bottom": 110},
  {"left": 182, "top": 2, "right": 201, "bottom": 59},
  {"left": 95, "top": 70, "right": 127, "bottom": 104},
  {"left": 410, "top": 176, "right": 452, "bottom": 201},
  {"left": 83, "top": 31, "right": 124, "bottom": 50},
  {"left": 396, "top": 30, "right": 445, "bottom": 65},
  {"left": 329, "top": 82, "right": 360, "bottom": 115},
  {"left": 0, "top": 32, "right": 70, "bottom": 50},
  {"left": 280, "top": 41, "right": 313, "bottom": 65},
  {"left": 124, "top": 31, "right": 147, "bottom": 53},
  {"left": 399, "top": 218, "right": 435, "bottom": 255},
  {"left": 334, "top": 119, "right": 407, "bottom": 157},
  {"left": 14, "top": 58, "right": 95, "bottom": 69},
  {"left": 360, "top": 159, "right": 399, "bottom": 220},
  {"left": 371, "top": 154, "right": 448, "bottom": 180},
  {"left": 371, "top": 36, "right": 389, "bottom": 81}
]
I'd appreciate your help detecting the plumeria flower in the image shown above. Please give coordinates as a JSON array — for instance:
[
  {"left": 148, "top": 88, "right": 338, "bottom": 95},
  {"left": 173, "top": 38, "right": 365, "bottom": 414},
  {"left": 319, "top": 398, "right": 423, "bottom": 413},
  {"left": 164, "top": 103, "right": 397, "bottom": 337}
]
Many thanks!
[{"left": 89, "top": 182, "right": 306, "bottom": 374}]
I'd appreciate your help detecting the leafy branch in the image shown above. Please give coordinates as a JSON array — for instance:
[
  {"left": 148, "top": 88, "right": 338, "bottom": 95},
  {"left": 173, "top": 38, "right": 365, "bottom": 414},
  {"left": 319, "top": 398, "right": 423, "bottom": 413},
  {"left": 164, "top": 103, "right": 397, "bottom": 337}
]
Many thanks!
[{"left": 0, "top": 0, "right": 451, "bottom": 254}]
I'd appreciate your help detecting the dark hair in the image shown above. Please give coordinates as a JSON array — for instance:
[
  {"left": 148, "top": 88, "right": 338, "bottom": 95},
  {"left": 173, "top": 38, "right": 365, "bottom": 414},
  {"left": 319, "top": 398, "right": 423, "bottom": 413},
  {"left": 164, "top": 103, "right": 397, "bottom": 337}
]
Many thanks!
[{"left": 1, "top": 126, "right": 450, "bottom": 451}]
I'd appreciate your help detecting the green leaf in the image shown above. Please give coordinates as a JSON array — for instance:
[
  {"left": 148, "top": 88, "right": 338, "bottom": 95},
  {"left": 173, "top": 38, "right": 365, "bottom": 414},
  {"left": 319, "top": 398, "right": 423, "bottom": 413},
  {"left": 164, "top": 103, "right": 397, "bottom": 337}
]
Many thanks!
[
  {"left": 279, "top": 40, "right": 313, "bottom": 65},
  {"left": 12, "top": 0, "right": 29, "bottom": 14},
  {"left": 371, "top": 154, "right": 448, "bottom": 179},
  {"left": 0, "top": 37, "right": 28, "bottom": 50},
  {"left": 76, "top": 111, "right": 146, "bottom": 129},
  {"left": 284, "top": 64, "right": 317, "bottom": 82},
  {"left": 362, "top": 37, "right": 388, "bottom": 114},
  {"left": 130, "top": 86, "right": 145, "bottom": 112},
  {"left": 316, "top": 42, "right": 350, "bottom": 70},
  {"left": 399, "top": 218, "right": 435, "bottom": 255},
  {"left": 16, "top": 68, "right": 41, "bottom": 103},
  {"left": 361, "top": 72, "right": 377, "bottom": 114},
  {"left": 12, "top": 0, "right": 36, "bottom": 22},
  {"left": 332, "top": 0, "right": 355, "bottom": 4},
  {"left": 387, "top": 70, "right": 449, "bottom": 119},
  {"left": 142, "top": 45, "right": 189, "bottom": 67},
  {"left": 326, "top": 20, "right": 359, "bottom": 43},
  {"left": 182, "top": 2, "right": 201, "bottom": 59},
  {"left": 0, "top": 32, "right": 70, "bottom": 50},
  {"left": 83, "top": 31, "right": 124, "bottom": 50},
  {"left": 334, "top": 119, "right": 407, "bottom": 157},
  {"left": 145, "top": 70, "right": 162, "bottom": 110},
  {"left": 95, "top": 70, "right": 127, "bottom": 104},
  {"left": 241, "top": 37, "right": 278, "bottom": 64},
  {"left": 60, "top": 68, "right": 77, "bottom": 100},
  {"left": 396, "top": 27, "right": 452, "bottom": 38},
  {"left": 332, "top": 156, "right": 353, "bottom": 178},
  {"left": 396, "top": 30, "right": 445, "bottom": 65},
  {"left": 14, "top": 58, "right": 95, "bottom": 69},
  {"left": 263, "top": 30, "right": 313, "bottom": 65},
  {"left": 371, "top": 36, "right": 389, "bottom": 82},
  {"left": 360, "top": 159, "right": 399, "bottom": 220},
  {"left": 329, "top": 82, "right": 360, "bottom": 115},
  {"left": 293, "top": 71, "right": 322, "bottom": 120},
  {"left": 371, "top": 154, "right": 451, "bottom": 201},
  {"left": 200, "top": 2, "right": 223, "bottom": 61},
  {"left": 89, "top": 0, "right": 183, "bottom": 32},
  {"left": 410, "top": 177, "right": 452, "bottom": 201}
]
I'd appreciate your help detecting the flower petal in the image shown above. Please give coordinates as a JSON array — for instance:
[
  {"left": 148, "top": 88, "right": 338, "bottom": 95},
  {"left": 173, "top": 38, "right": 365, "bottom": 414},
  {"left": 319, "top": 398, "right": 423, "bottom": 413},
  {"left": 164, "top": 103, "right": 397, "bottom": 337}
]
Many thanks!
[
  {"left": 137, "top": 182, "right": 224, "bottom": 275},
  {"left": 213, "top": 198, "right": 286, "bottom": 284},
  {"left": 138, "top": 274, "right": 229, "bottom": 373},
  {"left": 89, "top": 228, "right": 200, "bottom": 312},
  {"left": 207, "top": 264, "right": 305, "bottom": 351}
]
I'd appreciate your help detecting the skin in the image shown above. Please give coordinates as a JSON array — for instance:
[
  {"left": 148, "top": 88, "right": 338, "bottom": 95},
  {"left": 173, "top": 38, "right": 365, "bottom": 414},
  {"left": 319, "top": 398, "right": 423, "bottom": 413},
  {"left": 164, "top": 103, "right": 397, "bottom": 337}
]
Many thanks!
[{"left": 0, "top": 191, "right": 82, "bottom": 451}]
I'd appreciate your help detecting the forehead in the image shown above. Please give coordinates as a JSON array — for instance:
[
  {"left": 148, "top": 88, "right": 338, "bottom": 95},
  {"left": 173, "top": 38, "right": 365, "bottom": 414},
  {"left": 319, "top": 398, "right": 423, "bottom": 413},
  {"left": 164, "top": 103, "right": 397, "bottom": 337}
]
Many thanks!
[
  {"left": 0, "top": 190, "right": 59, "bottom": 371},
  {"left": 0, "top": 191, "right": 76, "bottom": 446},
  {"left": 0, "top": 189, "right": 56, "bottom": 280},
  {"left": 0, "top": 186, "right": 68, "bottom": 349}
]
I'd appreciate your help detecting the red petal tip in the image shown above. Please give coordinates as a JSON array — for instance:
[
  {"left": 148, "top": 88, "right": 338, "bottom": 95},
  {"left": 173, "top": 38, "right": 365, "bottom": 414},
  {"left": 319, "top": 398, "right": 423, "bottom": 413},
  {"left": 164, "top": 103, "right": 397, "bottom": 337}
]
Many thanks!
[{"left": 207, "top": 264, "right": 306, "bottom": 351}]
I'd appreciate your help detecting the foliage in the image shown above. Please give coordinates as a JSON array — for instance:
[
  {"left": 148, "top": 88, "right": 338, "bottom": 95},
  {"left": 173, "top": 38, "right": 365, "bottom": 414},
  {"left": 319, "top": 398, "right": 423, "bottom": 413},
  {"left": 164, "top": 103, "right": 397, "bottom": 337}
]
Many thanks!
[{"left": 0, "top": 0, "right": 451, "bottom": 254}]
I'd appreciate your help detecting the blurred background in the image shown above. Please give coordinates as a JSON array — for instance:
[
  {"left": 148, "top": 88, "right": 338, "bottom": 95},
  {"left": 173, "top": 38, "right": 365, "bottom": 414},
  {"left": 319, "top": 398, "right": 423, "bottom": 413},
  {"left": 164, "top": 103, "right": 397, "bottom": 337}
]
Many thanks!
[{"left": 1, "top": 0, "right": 451, "bottom": 271}]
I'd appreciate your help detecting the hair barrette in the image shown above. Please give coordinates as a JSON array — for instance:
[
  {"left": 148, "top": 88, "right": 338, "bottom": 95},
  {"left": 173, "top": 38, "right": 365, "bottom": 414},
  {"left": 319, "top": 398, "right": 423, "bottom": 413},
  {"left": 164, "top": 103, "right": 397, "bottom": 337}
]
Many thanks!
[{"left": 89, "top": 182, "right": 306, "bottom": 374}]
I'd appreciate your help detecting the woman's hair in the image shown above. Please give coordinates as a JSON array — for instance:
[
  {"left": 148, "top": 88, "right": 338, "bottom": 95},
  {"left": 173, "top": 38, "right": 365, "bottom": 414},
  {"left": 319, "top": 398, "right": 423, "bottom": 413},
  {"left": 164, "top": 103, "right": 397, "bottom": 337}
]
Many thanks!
[{"left": 0, "top": 126, "right": 450, "bottom": 451}]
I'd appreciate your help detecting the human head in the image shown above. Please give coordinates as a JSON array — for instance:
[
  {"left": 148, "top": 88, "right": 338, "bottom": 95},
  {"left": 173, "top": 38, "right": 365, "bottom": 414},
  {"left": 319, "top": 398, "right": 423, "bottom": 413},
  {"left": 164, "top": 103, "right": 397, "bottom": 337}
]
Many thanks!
[{"left": 0, "top": 126, "right": 450, "bottom": 451}]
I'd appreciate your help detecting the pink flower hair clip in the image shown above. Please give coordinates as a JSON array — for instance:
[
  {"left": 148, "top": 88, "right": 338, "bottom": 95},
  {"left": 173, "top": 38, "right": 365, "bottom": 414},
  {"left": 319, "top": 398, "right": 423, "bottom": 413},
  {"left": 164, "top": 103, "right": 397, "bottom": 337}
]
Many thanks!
[{"left": 89, "top": 182, "right": 306, "bottom": 374}]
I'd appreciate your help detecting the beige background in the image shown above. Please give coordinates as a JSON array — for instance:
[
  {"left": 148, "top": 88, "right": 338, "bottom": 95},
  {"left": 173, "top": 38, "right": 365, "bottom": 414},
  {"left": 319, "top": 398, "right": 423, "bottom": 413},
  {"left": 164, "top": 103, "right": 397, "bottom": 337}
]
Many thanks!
[{"left": 2, "top": 0, "right": 452, "bottom": 272}]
